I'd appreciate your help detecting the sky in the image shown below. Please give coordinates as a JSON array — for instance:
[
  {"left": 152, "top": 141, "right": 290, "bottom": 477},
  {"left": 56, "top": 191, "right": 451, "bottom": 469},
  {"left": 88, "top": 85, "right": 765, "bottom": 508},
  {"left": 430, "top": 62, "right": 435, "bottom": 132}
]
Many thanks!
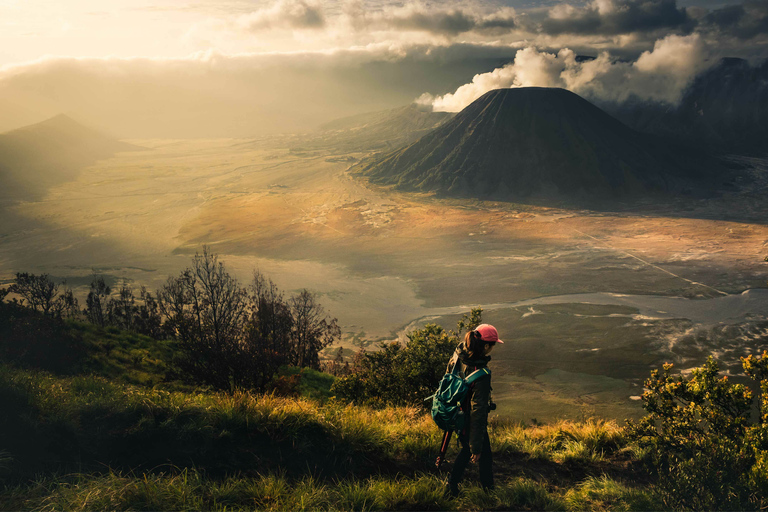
[{"left": 0, "top": 0, "right": 765, "bottom": 136}]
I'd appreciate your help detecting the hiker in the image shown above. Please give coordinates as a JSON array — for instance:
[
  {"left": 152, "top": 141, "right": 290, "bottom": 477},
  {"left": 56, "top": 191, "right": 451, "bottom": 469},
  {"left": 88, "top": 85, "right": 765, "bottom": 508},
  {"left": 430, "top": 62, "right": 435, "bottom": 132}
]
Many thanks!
[{"left": 447, "top": 324, "right": 503, "bottom": 497}]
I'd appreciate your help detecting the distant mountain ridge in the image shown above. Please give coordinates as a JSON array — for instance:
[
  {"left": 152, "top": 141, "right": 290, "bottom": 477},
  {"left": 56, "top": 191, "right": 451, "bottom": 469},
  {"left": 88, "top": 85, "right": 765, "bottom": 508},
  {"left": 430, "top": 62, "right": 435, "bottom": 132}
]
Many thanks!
[
  {"left": 0, "top": 114, "right": 139, "bottom": 201},
  {"left": 605, "top": 58, "right": 768, "bottom": 154},
  {"left": 355, "top": 88, "right": 721, "bottom": 201},
  {"left": 290, "top": 105, "right": 453, "bottom": 153}
]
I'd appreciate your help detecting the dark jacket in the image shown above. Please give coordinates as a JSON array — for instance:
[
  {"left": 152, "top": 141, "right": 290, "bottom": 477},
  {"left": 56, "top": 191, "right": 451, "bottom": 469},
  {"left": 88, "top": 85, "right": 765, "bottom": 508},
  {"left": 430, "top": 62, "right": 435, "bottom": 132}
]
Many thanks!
[{"left": 447, "top": 343, "right": 492, "bottom": 454}]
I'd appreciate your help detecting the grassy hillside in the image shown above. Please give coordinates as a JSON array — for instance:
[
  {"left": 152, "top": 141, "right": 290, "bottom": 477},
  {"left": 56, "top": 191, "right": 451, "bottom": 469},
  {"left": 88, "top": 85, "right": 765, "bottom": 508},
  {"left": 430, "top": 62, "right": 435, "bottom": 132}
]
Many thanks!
[
  {"left": 0, "top": 310, "right": 661, "bottom": 510},
  {"left": 7, "top": 300, "right": 768, "bottom": 510},
  {"left": 0, "top": 364, "right": 655, "bottom": 511}
]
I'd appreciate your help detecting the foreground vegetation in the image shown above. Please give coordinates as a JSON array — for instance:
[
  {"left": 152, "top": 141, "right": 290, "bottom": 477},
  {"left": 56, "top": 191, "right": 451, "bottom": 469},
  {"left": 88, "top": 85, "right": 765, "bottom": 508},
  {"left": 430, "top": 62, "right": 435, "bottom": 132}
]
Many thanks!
[
  {"left": 4, "top": 259, "right": 768, "bottom": 510},
  {"left": 4, "top": 316, "right": 768, "bottom": 510},
  {"left": 1, "top": 363, "right": 654, "bottom": 511},
  {"left": 2, "top": 249, "right": 341, "bottom": 393}
]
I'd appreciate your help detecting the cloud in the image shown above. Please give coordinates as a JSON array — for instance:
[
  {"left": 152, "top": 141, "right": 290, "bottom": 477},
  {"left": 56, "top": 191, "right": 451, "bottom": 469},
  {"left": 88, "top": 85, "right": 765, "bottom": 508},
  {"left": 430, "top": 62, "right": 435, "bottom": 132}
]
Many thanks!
[
  {"left": 177, "top": 0, "right": 768, "bottom": 63},
  {"left": 231, "top": 0, "right": 517, "bottom": 37},
  {"left": 419, "top": 33, "right": 711, "bottom": 111},
  {"left": 237, "top": 0, "right": 325, "bottom": 31},
  {"left": 336, "top": 0, "right": 517, "bottom": 36},
  {"left": 0, "top": 43, "right": 521, "bottom": 137},
  {"left": 536, "top": 0, "right": 693, "bottom": 36},
  {"left": 700, "top": 0, "right": 768, "bottom": 39}
]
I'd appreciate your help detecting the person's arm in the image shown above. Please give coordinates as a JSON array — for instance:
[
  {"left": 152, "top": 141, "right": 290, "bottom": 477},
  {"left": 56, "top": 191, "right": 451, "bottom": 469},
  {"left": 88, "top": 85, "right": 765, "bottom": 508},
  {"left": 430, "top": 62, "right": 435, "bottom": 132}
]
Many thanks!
[{"left": 468, "top": 375, "right": 491, "bottom": 458}]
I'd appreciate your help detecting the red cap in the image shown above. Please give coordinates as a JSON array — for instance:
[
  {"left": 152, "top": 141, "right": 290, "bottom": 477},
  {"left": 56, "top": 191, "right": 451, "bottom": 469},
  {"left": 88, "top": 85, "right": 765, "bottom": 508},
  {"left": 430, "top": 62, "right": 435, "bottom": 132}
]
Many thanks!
[{"left": 475, "top": 324, "right": 503, "bottom": 343}]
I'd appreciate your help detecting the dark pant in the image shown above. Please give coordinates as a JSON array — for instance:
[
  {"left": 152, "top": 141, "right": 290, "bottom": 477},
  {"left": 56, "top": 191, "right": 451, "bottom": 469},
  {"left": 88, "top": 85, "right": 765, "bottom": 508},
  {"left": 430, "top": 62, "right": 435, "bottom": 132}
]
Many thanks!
[{"left": 450, "top": 430, "right": 494, "bottom": 491}]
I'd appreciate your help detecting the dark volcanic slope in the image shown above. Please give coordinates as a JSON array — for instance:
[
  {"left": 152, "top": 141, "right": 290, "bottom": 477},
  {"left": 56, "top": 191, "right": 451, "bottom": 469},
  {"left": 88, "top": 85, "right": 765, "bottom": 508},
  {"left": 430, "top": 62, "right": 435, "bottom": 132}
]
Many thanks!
[
  {"left": 607, "top": 58, "right": 768, "bottom": 154},
  {"left": 0, "top": 114, "right": 139, "bottom": 201},
  {"left": 357, "top": 88, "right": 714, "bottom": 200}
]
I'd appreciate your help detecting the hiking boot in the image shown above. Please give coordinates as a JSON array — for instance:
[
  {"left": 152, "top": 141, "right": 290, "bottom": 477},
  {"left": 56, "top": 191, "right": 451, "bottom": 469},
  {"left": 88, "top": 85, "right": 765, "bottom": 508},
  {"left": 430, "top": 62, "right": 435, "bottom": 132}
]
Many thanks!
[{"left": 446, "top": 484, "right": 460, "bottom": 498}]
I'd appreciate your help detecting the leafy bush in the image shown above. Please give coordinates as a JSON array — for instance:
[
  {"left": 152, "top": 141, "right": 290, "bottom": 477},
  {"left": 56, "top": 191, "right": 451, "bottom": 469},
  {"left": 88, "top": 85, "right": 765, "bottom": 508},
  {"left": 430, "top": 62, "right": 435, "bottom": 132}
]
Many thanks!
[
  {"left": 626, "top": 354, "right": 768, "bottom": 510},
  {"left": 0, "top": 300, "right": 85, "bottom": 373},
  {"left": 331, "top": 309, "right": 482, "bottom": 407}
]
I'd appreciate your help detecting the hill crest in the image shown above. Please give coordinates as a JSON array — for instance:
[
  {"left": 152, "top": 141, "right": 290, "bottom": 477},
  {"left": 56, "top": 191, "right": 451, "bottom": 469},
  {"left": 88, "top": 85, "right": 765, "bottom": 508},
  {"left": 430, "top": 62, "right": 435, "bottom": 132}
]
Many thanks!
[{"left": 0, "top": 114, "right": 140, "bottom": 200}]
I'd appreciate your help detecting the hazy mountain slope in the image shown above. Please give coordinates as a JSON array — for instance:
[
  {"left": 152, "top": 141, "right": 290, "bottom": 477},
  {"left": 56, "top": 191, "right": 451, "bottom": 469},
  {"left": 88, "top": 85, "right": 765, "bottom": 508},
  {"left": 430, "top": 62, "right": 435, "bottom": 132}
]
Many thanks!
[
  {"left": 606, "top": 58, "right": 768, "bottom": 154},
  {"left": 292, "top": 105, "right": 453, "bottom": 153},
  {"left": 356, "top": 88, "right": 716, "bottom": 200},
  {"left": 0, "top": 114, "right": 139, "bottom": 201}
]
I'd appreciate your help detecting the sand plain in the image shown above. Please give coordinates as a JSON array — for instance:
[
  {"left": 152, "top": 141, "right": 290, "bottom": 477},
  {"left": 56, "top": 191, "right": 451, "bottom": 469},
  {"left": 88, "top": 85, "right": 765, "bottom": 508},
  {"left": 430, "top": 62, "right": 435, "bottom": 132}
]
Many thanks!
[{"left": 1, "top": 137, "right": 767, "bottom": 421}]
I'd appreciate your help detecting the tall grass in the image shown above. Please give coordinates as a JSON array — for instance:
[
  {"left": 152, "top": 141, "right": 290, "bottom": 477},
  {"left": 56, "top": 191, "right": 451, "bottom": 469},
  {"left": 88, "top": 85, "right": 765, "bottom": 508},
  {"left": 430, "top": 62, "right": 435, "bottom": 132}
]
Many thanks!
[
  {"left": 5, "top": 469, "right": 571, "bottom": 512},
  {"left": 1, "top": 365, "right": 654, "bottom": 511},
  {"left": 5, "top": 470, "right": 658, "bottom": 511},
  {"left": 564, "top": 475, "right": 660, "bottom": 511},
  {"left": 0, "top": 365, "right": 441, "bottom": 479},
  {"left": 493, "top": 417, "right": 625, "bottom": 465}
]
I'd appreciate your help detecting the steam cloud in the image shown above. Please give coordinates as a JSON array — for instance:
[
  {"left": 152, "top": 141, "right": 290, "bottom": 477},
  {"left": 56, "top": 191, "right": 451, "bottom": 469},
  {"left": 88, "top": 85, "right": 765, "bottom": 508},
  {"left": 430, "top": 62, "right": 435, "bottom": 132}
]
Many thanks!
[{"left": 417, "top": 33, "right": 711, "bottom": 111}]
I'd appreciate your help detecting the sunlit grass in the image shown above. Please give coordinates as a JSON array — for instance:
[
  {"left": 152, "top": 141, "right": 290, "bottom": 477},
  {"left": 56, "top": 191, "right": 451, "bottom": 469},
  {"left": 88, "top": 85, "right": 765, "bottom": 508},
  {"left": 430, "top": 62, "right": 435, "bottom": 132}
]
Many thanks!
[
  {"left": 12, "top": 470, "right": 657, "bottom": 512},
  {"left": 493, "top": 417, "right": 624, "bottom": 464},
  {"left": 1, "top": 365, "right": 653, "bottom": 511},
  {"left": 564, "top": 475, "right": 659, "bottom": 511},
  {"left": 6, "top": 470, "right": 575, "bottom": 512}
]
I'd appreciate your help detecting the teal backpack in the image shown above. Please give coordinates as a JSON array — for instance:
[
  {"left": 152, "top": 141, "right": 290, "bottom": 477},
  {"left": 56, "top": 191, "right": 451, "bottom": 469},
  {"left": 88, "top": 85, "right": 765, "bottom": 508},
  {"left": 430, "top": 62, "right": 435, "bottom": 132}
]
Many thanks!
[{"left": 429, "top": 364, "right": 491, "bottom": 432}]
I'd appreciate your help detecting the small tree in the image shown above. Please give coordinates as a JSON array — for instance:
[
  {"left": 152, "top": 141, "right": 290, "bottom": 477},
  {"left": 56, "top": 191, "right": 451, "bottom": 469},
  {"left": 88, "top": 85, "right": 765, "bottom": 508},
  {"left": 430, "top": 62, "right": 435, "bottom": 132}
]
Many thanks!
[
  {"left": 158, "top": 250, "right": 339, "bottom": 392},
  {"left": 85, "top": 277, "right": 111, "bottom": 327},
  {"left": 241, "top": 271, "right": 294, "bottom": 389},
  {"left": 107, "top": 284, "right": 136, "bottom": 331},
  {"left": 289, "top": 289, "right": 340, "bottom": 370},
  {"left": 135, "top": 286, "right": 163, "bottom": 339},
  {"left": 325, "top": 346, "right": 348, "bottom": 376},
  {"left": 58, "top": 288, "right": 79, "bottom": 320},
  {"left": 332, "top": 308, "right": 482, "bottom": 407},
  {"left": 158, "top": 248, "right": 247, "bottom": 390},
  {"left": 10, "top": 272, "right": 59, "bottom": 315},
  {"left": 9, "top": 273, "right": 78, "bottom": 319}
]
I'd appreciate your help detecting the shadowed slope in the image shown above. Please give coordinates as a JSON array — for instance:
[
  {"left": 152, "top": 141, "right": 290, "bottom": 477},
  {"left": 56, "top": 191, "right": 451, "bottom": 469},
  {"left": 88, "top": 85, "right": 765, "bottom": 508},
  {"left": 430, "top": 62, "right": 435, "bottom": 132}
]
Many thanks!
[
  {"left": 608, "top": 58, "right": 768, "bottom": 154},
  {"left": 0, "top": 114, "right": 140, "bottom": 201},
  {"left": 356, "top": 88, "right": 719, "bottom": 200}
]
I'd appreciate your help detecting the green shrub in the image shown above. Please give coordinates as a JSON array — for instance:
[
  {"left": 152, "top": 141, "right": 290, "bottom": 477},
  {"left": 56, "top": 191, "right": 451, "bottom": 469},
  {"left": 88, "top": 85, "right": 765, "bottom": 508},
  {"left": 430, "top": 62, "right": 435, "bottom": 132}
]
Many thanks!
[
  {"left": 331, "top": 309, "right": 481, "bottom": 407},
  {"left": 626, "top": 354, "right": 768, "bottom": 510},
  {"left": 0, "top": 301, "right": 85, "bottom": 373}
]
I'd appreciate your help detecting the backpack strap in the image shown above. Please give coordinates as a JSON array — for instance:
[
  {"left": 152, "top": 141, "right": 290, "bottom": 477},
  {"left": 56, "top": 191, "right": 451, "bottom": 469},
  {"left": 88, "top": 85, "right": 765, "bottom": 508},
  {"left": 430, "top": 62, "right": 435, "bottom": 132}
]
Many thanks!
[{"left": 465, "top": 367, "right": 490, "bottom": 385}]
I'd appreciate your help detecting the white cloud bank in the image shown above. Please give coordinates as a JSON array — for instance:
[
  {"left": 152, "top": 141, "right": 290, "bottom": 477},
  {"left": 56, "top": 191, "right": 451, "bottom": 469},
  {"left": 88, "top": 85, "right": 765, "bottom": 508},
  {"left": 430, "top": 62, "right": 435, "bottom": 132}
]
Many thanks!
[{"left": 417, "top": 33, "right": 712, "bottom": 111}]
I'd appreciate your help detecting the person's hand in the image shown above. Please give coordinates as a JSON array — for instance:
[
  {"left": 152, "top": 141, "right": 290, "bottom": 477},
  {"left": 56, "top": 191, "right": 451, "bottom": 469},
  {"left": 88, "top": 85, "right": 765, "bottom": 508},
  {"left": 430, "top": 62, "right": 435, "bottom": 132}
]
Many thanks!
[{"left": 470, "top": 453, "right": 481, "bottom": 464}]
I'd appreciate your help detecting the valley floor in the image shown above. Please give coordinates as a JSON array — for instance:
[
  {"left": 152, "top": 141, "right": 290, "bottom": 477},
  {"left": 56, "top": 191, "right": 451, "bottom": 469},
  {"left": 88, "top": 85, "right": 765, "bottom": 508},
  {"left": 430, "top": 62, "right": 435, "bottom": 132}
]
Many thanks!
[{"left": 1, "top": 138, "right": 767, "bottom": 422}]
